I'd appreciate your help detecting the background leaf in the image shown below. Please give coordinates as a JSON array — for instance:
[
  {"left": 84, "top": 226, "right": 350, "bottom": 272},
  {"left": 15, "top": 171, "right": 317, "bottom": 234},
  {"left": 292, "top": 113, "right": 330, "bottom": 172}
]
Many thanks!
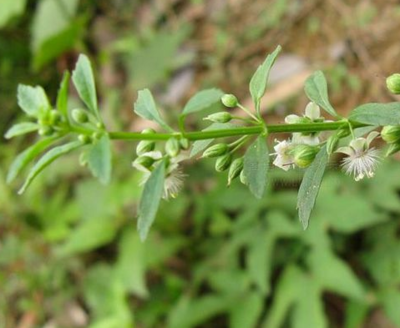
[
  {"left": 229, "top": 291, "right": 263, "bottom": 328},
  {"left": 297, "top": 146, "right": 328, "bottom": 229},
  {"left": 137, "top": 159, "right": 166, "bottom": 241},
  {"left": 5, "top": 122, "right": 39, "bottom": 139},
  {"left": 87, "top": 134, "right": 112, "bottom": 185},
  {"left": 17, "top": 84, "right": 49, "bottom": 117},
  {"left": 182, "top": 88, "right": 224, "bottom": 115},
  {"left": 348, "top": 103, "right": 400, "bottom": 126},
  {"left": 304, "top": 71, "right": 338, "bottom": 118},
  {"left": 243, "top": 136, "right": 269, "bottom": 199},
  {"left": 0, "top": 0, "right": 26, "bottom": 28}
]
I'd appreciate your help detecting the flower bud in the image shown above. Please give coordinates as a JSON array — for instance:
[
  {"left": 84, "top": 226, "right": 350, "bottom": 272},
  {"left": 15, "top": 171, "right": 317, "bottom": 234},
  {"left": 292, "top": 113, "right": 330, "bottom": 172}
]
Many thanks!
[
  {"left": 228, "top": 157, "right": 244, "bottom": 186},
  {"left": 292, "top": 144, "right": 318, "bottom": 168},
  {"left": 386, "top": 142, "right": 400, "bottom": 157},
  {"left": 381, "top": 126, "right": 400, "bottom": 144},
  {"left": 49, "top": 110, "right": 62, "bottom": 125},
  {"left": 204, "top": 112, "right": 232, "bottom": 123},
  {"left": 202, "top": 143, "right": 229, "bottom": 158},
  {"left": 136, "top": 140, "right": 155, "bottom": 156},
  {"left": 180, "top": 138, "right": 190, "bottom": 150},
  {"left": 240, "top": 169, "right": 248, "bottom": 185},
  {"left": 92, "top": 132, "right": 103, "bottom": 141},
  {"left": 133, "top": 156, "right": 155, "bottom": 169},
  {"left": 141, "top": 128, "right": 156, "bottom": 134},
  {"left": 386, "top": 73, "right": 400, "bottom": 95},
  {"left": 221, "top": 94, "right": 238, "bottom": 108},
  {"left": 79, "top": 152, "right": 88, "bottom": 167},
  {"left": 215, "top": 153, "right": 232, "bottom": 172},
  {"left": 38, "top": 126, "right": 54, "bottom": 136},
  {"left": 165, "top": 138, "right": 180, "bottom": 157},
  {"left": 78, "top": 134, "right": 91, "bottom": 144},
  {"left": 326, "top": 135, "right": 339, "bottom": 155},
  {"left": 72, "top": 109, "right": 89, "bottom": 124}
]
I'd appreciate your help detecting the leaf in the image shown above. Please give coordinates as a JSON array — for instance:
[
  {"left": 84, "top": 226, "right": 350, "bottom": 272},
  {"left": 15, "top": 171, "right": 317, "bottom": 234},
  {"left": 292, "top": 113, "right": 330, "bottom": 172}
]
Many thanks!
[
  {"left": 379, "top": 289, "right": 400, "bottom": 326},
  {"left": 134, "top": 89, "right": 172, "bottom": 131},
  {"left": 18, "top": 140, "right": 82, "bottom": 194},
  {"left": 249, "top": 45, "right": 281, "bottom": 109},
  {"left": 229, "top": 291, "right": 263, "bottom": 328},
  {"left": 297, "top": 145, "right": 328, "bottom": 229},
  {"left": 7, "top": 137, "right": 57, "bottom": 184},
  {"left": 348, "top": 103, "right": 400, "bottom": 126},
  {"left": 4, "top": 122, "right": 39, "bottom": 139},
  {"left": 137, "top": 159, "right": 166, "bottom": 241},
  {"left": 72, "top": 54, "right": 100, "bottom": 119},
  {"left": 182, "top": 88, "right": 224, "bottom": 115},
  {"left": 87, "top": 134, "right": 112, "bottom": 185},
  {"left": 0, "top": 0, "right": 26, "bottom": 28},
  {"left": 190, "top": 123, "right": 240, "bottom": 157},
  {"left": 115, "top": 227, "right": 148, "bottom": 298},
  {"left": 17, "top": 84, "right": 50, "bottom": 117},
  {"left": 56, "top": 71, "right": 70, "bottom": 116},
  {"left": 304, "top": 70, "right": 338, "bottom": 117},
  {"left": 243, "top": 136, "right": 269, "bottom": 199}
]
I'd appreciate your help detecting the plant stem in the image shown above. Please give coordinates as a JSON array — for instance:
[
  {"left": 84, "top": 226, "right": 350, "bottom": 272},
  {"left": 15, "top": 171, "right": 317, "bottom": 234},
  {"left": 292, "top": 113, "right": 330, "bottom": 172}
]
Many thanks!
[{"left": 107, "top": 121, "right": 369, "bottom": 141}]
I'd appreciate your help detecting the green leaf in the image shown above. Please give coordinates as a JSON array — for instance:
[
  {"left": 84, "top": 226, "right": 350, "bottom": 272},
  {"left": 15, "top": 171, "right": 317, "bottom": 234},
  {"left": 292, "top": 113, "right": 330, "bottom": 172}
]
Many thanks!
[
  {"left": 0, "top": 0, "right": 26, "bottom": 28},
  {"left": 229, "top": 291, "right": 263, "bottom": 328},
  {"left": 134, "top": 89, "right": 172, "bottom": 131},
  {"left": 348, "top": 102, "right": 400, "bottom": 126},
  {"left": 380, "top": 289, "right": 400, "bottom": 326},
  {"left": 17, "top": 84, "right": 50, "bottom": 117},
  {"left": 18, "top": 140, "right": 82, "bottom": 194},
  {"left": 182, "top": 89, "right": 224, "bottom": 115},
  {"left": 243, "top": 136, "right": 269, "bottom": 199},
  {"left": 297, "top": 146, "right": 328, "bottom": 229},
  {"left": 56, "top": 71, "right": 70, "bottom": 116},
  {"left": 72, "top": 54, "right": 100, "bottom": 119},
  {"left": 249, "top": 45, "right": 281, "bottom": 110},
  {"left": 304, "top": 70, "right": 338, "bottom": 117},
  {"left": 4, "top": 122, "right": 39, "bottom": 139},
  {"left": 7, "top": 137, "right": 57, "bottom": 184},
  {"left": 137, "top": 159, "right": 166, "bottom": 241},
  {"left": 115, "top": 227, "right": 148, "bottom": 298},
  {"left": 87, "top": 134, "right": 112, "bottom": 185},
  {"left": 190, "top": 123, "right": 240, "bottom": 157}
]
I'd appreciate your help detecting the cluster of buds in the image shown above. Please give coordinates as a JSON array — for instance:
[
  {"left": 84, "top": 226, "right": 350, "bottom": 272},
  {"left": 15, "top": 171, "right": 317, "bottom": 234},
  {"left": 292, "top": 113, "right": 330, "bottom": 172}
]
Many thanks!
[
  {"left": 36, "top": 109, "right": 64, "bottom": 136},
  {"left": 71, "top": 109, "right": 104, "bottom": 144}
]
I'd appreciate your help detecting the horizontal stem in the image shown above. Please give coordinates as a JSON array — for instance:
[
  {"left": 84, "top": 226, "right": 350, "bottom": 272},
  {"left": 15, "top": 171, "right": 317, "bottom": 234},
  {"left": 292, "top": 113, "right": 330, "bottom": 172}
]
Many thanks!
[{"left": 107, "top": 121, "right": 369, "bottom": 141}]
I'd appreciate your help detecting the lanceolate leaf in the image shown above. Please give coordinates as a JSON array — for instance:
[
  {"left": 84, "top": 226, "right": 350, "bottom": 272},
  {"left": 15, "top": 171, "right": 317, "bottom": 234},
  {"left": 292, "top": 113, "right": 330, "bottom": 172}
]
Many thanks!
[
  {"left": 56, "top": 71, "right": 70, "bottom": 116},
  {"left": 5, "top": 122, "right": 39, "bottom": 139},
  {"left": 134, "top": 89, "right": 173, "bottom": 132},
  {"left": 348, "top": 103, "right": 400, "bottom": 126},
  {"left": 7, "top": 137, "right": 58, "bottom": 184},
  {"left": 72, "top": 54, "right": 100, "bottom": 119},
  {"left": 249, "top": 45, "right": 281, "bottom": 110},
  {"left": 304, "top": 71, "right": 338, "bottom": 118},
  {"left": 182, "top": 89, "right": 224, "bottom": 115},
  {"left": 243, "top": 136, "right": 269, "bottom": 199},
  {"left": 17, "top": 84, "right": 50, "bottom": 117},
  {"left": 87, "top": 134, "right": 112, "bottom": 185},
  {"left": 18, "top": 140, "right": 82, "bottom": 194},
  {"left": 137, "top": 159, "right": 166, "bottom": 241},
  {"left": 297, "top": 146, "right": 329, "bottom": 229}
]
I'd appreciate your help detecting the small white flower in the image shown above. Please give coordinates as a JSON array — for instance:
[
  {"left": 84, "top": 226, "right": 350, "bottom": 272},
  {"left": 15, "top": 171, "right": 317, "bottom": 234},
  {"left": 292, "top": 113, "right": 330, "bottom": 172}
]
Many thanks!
[
  {"left": 285, "top": 102, "right": 323, "bottom": 124},
  {"left": 272, "top": 139, "right": 295, "bottom": 171},
  {"left": 336, "top": 132, "right": 380, "bottom": 181}
]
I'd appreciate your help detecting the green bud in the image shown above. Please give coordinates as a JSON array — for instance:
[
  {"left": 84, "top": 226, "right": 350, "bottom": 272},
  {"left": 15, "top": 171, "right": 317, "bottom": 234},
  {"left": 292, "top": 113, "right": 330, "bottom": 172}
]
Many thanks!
[
  {"left": 96, "top": 122, "right": 105, "bottom": 129},
  {"left": 386, "top": 73, "right": 400, "bottom": 95},
  {"left": 227, "top": 157, "right": 244, "bottom": 186},
  {"left": 133, "top": 156, "right": 155, "bottom": 169},
  {"left": 221, "top": 94, "right": 238, "bottom": 108},
  {"left": 240, "top": 169, "right": 248, "bottom": 185},
  {"left": 72, "top": 109, "right": 89, "bottom": 124},
  {"left": 165, "top": 138, "right": 180, "bottom": 157},
  {"left": 136, "top": 140, "right": 155, "bottom": 156},
  {"left": 78, "top": 134, "right": 91, "bottom": 144},
  {"left": 49, "top": 110, "right": 62, "bottom": 125},
  {"left": 92, "top": 132, "right": 103, "bottom": 141},
  {"left": 292, "top": 144, "right": 319, "bottom": 168},
  {"left": 381, "top": 126, "right": 400, "bottom": 144},
  {"left": 215, "top": 153, "right": 232, "bottom": 172},
  {"left": 79, "top": 152, "right": 88, "bottom": 167},
  {"left": 204, "top": 112, "right": 232, "bottom": 123},
  {"left": 180, "top": 138, "right": 190, "bottom": 150},
  {"left": 38, "top": 126, "right": 54, "bottom": 136},
  {"left": 202, "top": 143, "right": 229, "bottom": 158},
  {"left": 141, "top": 128, "right": 156, "bottom": 134},
  {"left": 386, "top": 142, "right": 400, "bottom": 157},
  {"left": 326, "top": 135, "right": 339, "bottom": 155}
]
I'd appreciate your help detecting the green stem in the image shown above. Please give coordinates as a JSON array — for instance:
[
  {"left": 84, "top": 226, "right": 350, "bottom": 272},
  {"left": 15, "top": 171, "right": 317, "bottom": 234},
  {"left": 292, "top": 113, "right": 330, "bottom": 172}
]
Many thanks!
[{"left": 107, "top": 121, "right": 369, "bottom": 141}]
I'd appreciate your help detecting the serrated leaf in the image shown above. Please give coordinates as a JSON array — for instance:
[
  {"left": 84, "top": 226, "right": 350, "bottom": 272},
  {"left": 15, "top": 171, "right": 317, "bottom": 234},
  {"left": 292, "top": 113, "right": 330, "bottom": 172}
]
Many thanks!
[
  {"left": 18, "top": 140, "right": 82, "bottom": 194},
  {"left": 134, "top": 89, "right": 172, "bottom": 131},
  {"left": 297, "top": 146, "right": 328, "bottom": 229},
  {"left": 304, "top": 71, "right": 338, "bottom": 118},
  {"left": 348, "top": 102, "right": 400, "bottom": 126},
  {"left": 182, "top": 88, "right": 224, "bottom": 115},
  {"left": 190, "top": 123, "right": 240, "bottom": 157},
  {"left": 87, "top": 134, "right": 112, "bottom": 185},
  {"left": 5, "top": 122, "right": 39, "bottom": 139},
  {"left": 243, "top": 136, "right": 269, "bottom": 199},
  {"left": 249, "top": 45, "right": 281, "bottom": 110},
  {"left": 137, "top": 159, "right": 165, "bottom": 241},
  {"left": 7, "top": 137, "right": 57, "bottom": 184},
  {"left": 72, "top": 54, "right": 100, "bottom": 119},
  {"left": 56, "top": 71, "right": 70, "bottom": 116},
  {"left": 17, "top": 84, "right": 50, "bottom": 117}
]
